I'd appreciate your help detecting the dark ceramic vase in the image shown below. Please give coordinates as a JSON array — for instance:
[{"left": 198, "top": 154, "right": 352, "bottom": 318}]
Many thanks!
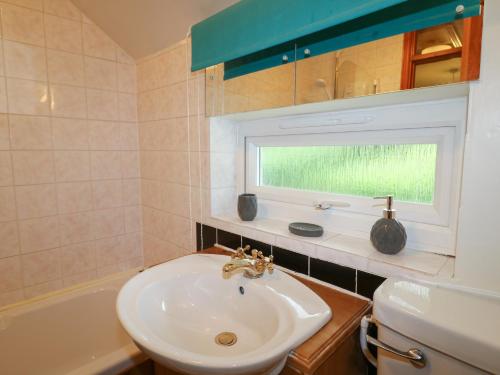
[
  {"left": 370, "top": 218, "right": 407, "bottom": 254},
  {"left": 238, "top": 194, "right": 257, "bottom": 221}
]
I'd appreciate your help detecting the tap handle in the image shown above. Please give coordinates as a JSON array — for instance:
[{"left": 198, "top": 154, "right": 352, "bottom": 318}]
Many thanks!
[
  {"left": 267, "top": 255, "right": 274, "bottom": 273},
  {"left": 232, "top": 245, "right": 251, "bottom": 259}
]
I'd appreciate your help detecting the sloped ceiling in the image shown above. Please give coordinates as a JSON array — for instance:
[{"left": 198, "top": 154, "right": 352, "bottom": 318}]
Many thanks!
[{"left": 71, "top": 0, "right": 238, "bottom": 60}]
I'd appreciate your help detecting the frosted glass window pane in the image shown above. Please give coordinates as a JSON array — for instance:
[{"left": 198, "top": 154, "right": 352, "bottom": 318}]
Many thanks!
[{"left": 259, "top": 144, "right": 437, "bottom": 203}]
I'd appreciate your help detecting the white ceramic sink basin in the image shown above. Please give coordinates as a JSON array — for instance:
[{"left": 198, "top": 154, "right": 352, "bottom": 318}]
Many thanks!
[{"left": 117, "top": 253, "right": 331, "bottom": 375}]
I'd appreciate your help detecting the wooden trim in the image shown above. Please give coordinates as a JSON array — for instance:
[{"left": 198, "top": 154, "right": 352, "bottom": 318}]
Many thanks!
[
  {"left": 401, "top": 7, "right": 484, "bottom": 89},
  {"left": 400, "top": 32, "right": 416, "bottom": 90},
  {"left": 411, "top": 47, "right": 462, "bottom": 63},
  {"left": 460, "top": 12, "right": 483, "bottom": 81}
]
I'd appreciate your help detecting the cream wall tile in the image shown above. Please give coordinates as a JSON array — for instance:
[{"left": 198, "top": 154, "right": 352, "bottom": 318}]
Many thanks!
[
  {"left": 0, "top": 115, "right": 10, "bottom": 150},
  {"left": 161, "top": 183, "right": 190, "bottom": 218},
  {"left": 158, "top": 82, "right": 187, "bottom": 119},
  {"left": 0, "top": 289, "right": 24, "bottom": 307},
  {"left": 86, "top": 89, "right": 118, "bottom": 120},
  {"left": 47, "top": 49, "right": 84, "bottom": 86},
  {"left": 156, "top": 46, "right": 187, "bottom": 87},
  {"left": 122, "top": 178, "right": 140, "bottom": 206},
  {"left": 0, "top": 186, "right": 17, "bottom": 222},
  {"left": 56, "top": 181, "right": 92, "bottom": 213},
  {"left": 63, "top": 269, "right": 96, "bottom": 287},
  {"left": 24, "top": 279, "right": 62, "bottom": 298},
  {"left": 0, "top": 0, "right": 142, "bottom": 303},
  {"left": 137, "top": 90, "right": 156, "bottom": 121},
  {"left": 3, "top": 0, "right": 43, "bottom": 10},
  {"left": 51, "top": 118, "right": 88, "bottom": 150},
  {"left": 120, "top": 122, "right": 138, "bottom": 150},
  {"left": 116, "top": 47, "right": 135, "bottom": 65},
  {"left": 50, "top": 84, "right": 86, "bottom": 118},
  {"left": 90, "top": 150, "right": 121, "bottom": 179},
  {"left": 6, "top": 78, "right": 49, "bottom": 115},
  {"left": 43, "top": 0, "right": 81, "bottom": 21},
  {"left": 118, "top": 93, "right": 137, "bottom": 122},
  {"left": 88, "top": 120, "right": 121, "bottom": 150},
  {"left": 58, "top": 211, "right": 93, "bottom": 245},
  {"left": 168, "top": 214, "right": 191, "bottom": 250},
  {"left": 121, "top": 150, "right": 139, "bottom": 178},
  {"left": 1, "top": 3, "right": 45, "bottom": 46},
  {"left": 161, "top": 118, "right": 189, "bottom": 151},
  {"left": 9, "top": 115, "right": 52, "bottom": 150},
  {"left": 92, "top": 179, "right": 122, "bottom": 209},
  {"left": 15, "top": 183, "right": 57, "bottom": 219},
  {"left": 141, "top": 179, "right": 161, "bottom": 208},
  {"left": 0, "top": 78, "right": 8, "bottom": 113},
  {"left": 60, "top": 241, "right": 96, "bottom": 277},
  {"left": 124, "top": 205, "right": 141, "bottom": 233},
  {"left": 82, "top": 23, "right": 116, "bottom": 61},
  {"left": 102, "top": 256, "right": 143, "bottom": 276},
  {"left": 84, "top": 57, "right": 117, "bottom": 90},
  {"left": 18, "top": 215, "right": 59, "bottom": 253},
  {"left": 0, "top": 256, "right": 22, "bottom": 293},
  {"left": 121, "top": 232, "right": 142, "bottom": 259},
  {"left": 163, "top": 151, "right": 190, "bottom": 185},
  {"left": 0, "top": 221, "right": 19, "bottom": 258},
  {"left": 92, "top": 207, "right": 124, "bottom": 239},
  {"left": 54, "top": 150, "right": 90, "bottom": 181},
  {"left": 44, "top": 14, "right": 82, "bottom": 53},
  {"left": 21, "top": 248, "right": 60, "bottom": 286},
  {"left": 0, "top": 152, "right": 13, "bottom": 186},
  {"left": 117, "top": 63, "right": 136, "bottom": 93},
  {"left": 3, "top": 41, "right": 47, "bottom": 81},
  {"left": 12, "top": 150, "right": 54, "bottom": 185}
]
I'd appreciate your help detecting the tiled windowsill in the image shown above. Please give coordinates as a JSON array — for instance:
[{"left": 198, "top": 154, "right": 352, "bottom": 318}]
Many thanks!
[{"left": 204, "top": 215, "right": 454, "bottom": 280}]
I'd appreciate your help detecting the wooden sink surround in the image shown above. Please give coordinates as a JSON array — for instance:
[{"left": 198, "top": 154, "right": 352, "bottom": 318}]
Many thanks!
[{"left": 146, "top": 247, "right": 373, "bottom": 375}]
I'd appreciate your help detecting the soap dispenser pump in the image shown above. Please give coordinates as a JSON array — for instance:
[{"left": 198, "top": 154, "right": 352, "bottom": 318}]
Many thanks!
[{"left": 370, "top": 195, "right": 407, "bottom": 255}]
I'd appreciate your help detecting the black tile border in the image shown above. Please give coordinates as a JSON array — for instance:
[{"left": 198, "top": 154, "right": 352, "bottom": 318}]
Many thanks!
[
  {"left": 310, "top": 258, "right": 356, "bottom": 292},
  {"left": 196, "top": 222, "right": 386, "bottom": 300},
  {"left": 357, "top": 270, "right": 386, "bottom": 300}
]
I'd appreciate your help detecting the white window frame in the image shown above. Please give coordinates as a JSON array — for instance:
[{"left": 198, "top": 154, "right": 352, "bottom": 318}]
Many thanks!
[
  {"left": 246, "top": 127, "right": 454, "bottom": 226},
  {"left": 236, "top": 98, "right": 467, "bottom": 255}
]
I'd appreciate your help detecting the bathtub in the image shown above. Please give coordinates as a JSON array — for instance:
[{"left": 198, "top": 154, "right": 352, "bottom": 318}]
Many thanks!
[{"left": 0, "top": 269, "right": 147, "bottom": 375}]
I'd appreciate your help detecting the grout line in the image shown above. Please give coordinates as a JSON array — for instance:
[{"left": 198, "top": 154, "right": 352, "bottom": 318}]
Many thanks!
[{"left": 355, "top": 269, "right": 358, "bottom": 294}]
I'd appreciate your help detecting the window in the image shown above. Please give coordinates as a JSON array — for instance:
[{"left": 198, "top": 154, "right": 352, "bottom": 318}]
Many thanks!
[
  {"left": 246, "top": 127, "right": 455, "bottom": 226},
  {"left": 259, "top": 144, "right": 437, "bottom": 204},
  {"left": 236, "top": 96, "right": 467, "bottom": 255}
]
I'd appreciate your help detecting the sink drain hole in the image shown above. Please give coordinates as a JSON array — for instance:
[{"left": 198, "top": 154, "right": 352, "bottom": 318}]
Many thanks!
[{"left": 215, "top": 332, "right": 237, "bottom": 346}]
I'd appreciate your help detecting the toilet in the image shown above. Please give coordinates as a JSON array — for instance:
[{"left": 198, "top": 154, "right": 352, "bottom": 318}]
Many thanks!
[{"left": 360, "top": 278, "right": 500, "bottom": 374}]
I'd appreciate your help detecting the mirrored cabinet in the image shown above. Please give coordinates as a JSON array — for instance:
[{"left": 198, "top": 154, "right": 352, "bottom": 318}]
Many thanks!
[{"left": 206, "top": 11, "right": 483, "bottom": 117}]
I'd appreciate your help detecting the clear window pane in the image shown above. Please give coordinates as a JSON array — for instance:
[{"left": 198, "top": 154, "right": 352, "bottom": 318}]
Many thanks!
[{"left": 259, "top": 144, "right": 437, "bottom": 203}]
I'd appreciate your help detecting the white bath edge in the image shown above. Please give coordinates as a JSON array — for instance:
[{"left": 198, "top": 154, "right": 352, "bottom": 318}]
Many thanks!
[{"left": 0, "top": 267, "right": 143, "bottom": 313}]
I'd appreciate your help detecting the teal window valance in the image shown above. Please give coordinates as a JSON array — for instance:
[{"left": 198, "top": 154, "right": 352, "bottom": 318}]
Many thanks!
[{"left": 191, "top": 0, "right": 481, "bottom": 80}]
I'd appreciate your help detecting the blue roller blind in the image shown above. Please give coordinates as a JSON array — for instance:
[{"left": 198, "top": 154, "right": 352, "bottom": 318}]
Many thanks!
[{"left": 191, "top": 0, "right": 481, "bottom": 79}]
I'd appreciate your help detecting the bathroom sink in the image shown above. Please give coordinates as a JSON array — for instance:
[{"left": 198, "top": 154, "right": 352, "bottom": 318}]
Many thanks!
[{"left": 117, "top": 253, "right": 331, "bottom": 375}]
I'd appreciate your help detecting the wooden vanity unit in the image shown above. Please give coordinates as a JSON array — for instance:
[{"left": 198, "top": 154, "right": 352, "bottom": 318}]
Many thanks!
[{"left": 144, "top": 247, "right": 372, "bottom": 375}]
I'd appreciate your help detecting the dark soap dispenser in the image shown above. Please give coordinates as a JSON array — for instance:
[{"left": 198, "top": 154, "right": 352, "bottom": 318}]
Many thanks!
[{"left": 370, "top": 195, "right": 407, "bottom": 255}]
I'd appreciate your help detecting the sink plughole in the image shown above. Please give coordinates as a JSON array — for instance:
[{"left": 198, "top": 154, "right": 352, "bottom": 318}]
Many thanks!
[{"left": 117, "top": 254, "right": 331, "bottom": 375}]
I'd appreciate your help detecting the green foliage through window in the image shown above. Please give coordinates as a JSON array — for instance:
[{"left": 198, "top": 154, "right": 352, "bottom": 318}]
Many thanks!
[{"left": 259, "top": 144, "right": 437, "bottom": 203}]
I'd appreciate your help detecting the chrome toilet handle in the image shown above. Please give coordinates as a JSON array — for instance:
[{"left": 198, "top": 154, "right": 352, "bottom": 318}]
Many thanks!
[
  {"left": 366, "top": 334, "right": 426, "bottom": 369},
  {"left": 360, "top": 314, "right": 426, "bottom": 369}
]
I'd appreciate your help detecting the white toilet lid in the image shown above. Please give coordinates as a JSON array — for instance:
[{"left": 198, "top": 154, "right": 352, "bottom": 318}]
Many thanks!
[{"left": 373, "top": 278, "right": 500, "bottom": 374}]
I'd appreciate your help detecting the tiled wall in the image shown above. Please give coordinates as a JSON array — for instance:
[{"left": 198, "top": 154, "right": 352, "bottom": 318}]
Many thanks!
[
  {"left": 0, "top": 0, "right": 142, "bottom": 307},
  {"left": 336, "top": 35, "right": 403, "bottom": 98},
  {"left": 137, "top": 40, "right": 207, "bottom": 266},
  {"left": 196, "top": 223, "right": 386, "bottom": 300}
]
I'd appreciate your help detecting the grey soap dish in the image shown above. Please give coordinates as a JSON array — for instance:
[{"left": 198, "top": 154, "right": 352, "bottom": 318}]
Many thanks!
[{"left": 289, "top": 222, "right": 324, "bottom": 237}]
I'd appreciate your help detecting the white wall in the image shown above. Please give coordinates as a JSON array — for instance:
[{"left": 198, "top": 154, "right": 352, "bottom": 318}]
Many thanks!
[{"left": 455, "top": 1, "right": 500, "bottom": 292}]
